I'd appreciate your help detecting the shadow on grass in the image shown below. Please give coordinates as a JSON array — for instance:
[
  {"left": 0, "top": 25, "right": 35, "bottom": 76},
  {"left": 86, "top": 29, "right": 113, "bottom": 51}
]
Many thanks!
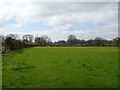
[
  {"left": 3, "top": 47, "right": 32, "bottom": 55},
  {"left": 3, "top": 62, "right": 35, "bottom": 71}
]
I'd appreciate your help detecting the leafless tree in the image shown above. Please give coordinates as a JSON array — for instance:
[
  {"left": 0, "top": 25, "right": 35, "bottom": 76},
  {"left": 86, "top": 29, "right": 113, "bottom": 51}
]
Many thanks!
[
  {"left": 35, "top": 35, "right": 52, "bottom": 46},
  {"left": 22, "top": 34, "right": 34, "bottom": 43},
  {"left": 67, "top": 34, "right": 77, "bottom": 46},
  {"left": 6, "top": 34, "right": 19, "bottom": 39},
  {"left": 41, "top": 35, "right": 51, "bottom": 43}
]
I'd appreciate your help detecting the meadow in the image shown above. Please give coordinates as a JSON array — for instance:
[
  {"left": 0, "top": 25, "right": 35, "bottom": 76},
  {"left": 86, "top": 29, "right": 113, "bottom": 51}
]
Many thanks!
[{"left": 2, "top": 47, "right": 118, "bottom": 88}]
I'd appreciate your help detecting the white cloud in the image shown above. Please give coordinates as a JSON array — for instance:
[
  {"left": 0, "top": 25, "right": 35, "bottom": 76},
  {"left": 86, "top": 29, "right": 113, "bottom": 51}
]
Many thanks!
[
  {"left": 46, "top": 15, "right": 71, "bottom": 26},
  {"left": 53, "top": 24, "right": 73, "bottom": 30},
  {"left": 0, "top": 1, "right": 118, "bottom": 41},
  {"left": 5, "top": 23, "right": 117, "bottom": 42},
  {"left": 0, "top": 1, "right": 117, "bottom": 24},
  {"left": 9, "top": 23, "right": 23, "bottom": 28}
]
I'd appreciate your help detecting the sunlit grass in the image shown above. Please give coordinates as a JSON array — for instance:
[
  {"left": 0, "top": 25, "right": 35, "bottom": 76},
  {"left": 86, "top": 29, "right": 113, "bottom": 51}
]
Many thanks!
[{"left": 2, "top": 47, "right": 118, "bottom": 88}]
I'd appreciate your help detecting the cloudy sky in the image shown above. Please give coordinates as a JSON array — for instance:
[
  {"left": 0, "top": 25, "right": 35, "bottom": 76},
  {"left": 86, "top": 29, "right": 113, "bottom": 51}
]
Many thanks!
[{"left": 0, "top": 0, "right": 118, "bottom": 41}]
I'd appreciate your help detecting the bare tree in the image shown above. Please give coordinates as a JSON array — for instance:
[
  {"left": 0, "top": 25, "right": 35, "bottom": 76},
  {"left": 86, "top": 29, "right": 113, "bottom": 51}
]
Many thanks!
[
  {"left": 41, "top": 35, "right": 52, "bottom": 45},
  {"left": 22, "top": 34, "right": 34, "bottom": 43},
  {"left": 35, "top": 37, "right": 41, "bottom": 44},
  {"left": 6, "top": 34, "right": 19, "bottom": 39},
  {"left": 67, "top": 34, "right": 77, "bottom": 46},
  {"left": 113, "top": 37, "right": 120, "bottom": 46},
  {"left": 35, "top": 35, "right": 52, "bottom": 46},
  {"left": 41, "top": 35, "right": 51, "bottom": 42},
  {"left": 68, "top": 34, "right": 76, "bottom": 40},
  {"left": 93, "top": 37, "right": 107, "bottom": 46}
]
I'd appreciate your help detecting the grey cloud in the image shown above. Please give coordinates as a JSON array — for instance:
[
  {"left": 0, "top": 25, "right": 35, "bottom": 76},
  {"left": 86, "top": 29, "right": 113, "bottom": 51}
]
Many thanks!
[{"left": 0, "top": 1, "right": 118, "bottom": 41}]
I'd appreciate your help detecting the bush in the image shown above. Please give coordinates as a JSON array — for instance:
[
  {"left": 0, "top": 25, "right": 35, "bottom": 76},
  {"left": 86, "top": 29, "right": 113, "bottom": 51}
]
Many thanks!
[{"left": 5, "top": 37, "right": 39, "bottom": 51}]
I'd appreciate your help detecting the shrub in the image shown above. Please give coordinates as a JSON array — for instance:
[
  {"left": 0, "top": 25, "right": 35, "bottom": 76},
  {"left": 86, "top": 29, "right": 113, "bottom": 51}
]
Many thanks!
[{"left": 5, "top": 37, "right": 39, "bottom": 51}]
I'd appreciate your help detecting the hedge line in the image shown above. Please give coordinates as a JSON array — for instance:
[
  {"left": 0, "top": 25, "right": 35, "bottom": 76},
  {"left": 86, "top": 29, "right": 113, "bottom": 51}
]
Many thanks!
[{"left": 5, "top": 37, "right": 39, "bottom": 50}]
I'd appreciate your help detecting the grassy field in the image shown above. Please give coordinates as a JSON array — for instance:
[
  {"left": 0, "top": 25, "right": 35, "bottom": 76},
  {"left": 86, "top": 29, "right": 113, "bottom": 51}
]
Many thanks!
[{"left": 2, "top": 47, "right": 118, "bottom": 88}]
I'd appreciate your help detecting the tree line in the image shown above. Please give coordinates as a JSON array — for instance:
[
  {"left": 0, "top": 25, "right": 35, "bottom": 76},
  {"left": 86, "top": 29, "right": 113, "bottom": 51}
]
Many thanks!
[
  {"left": 1, "top": 34, "right": 120, "bottom": 53},
  {"left": 54, "top": 35, "right": 120, "bottom": 47}
]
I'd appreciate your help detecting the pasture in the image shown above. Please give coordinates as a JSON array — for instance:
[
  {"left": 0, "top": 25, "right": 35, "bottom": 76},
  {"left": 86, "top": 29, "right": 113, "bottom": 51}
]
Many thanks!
[{"left": 2, "top": 47, "right": 118, "bottom": 88}]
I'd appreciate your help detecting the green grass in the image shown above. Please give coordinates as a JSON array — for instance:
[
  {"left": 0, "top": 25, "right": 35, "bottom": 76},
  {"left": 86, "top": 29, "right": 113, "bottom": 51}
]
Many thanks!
[{"left": 2, "top": 47, "right": 118, "bottom": 88}]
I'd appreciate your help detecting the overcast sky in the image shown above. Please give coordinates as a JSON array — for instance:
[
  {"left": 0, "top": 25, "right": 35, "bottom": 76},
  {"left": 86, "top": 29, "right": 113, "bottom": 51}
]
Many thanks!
[{"left": 0, "top": 0, "right": 118, "bottom": 41}]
